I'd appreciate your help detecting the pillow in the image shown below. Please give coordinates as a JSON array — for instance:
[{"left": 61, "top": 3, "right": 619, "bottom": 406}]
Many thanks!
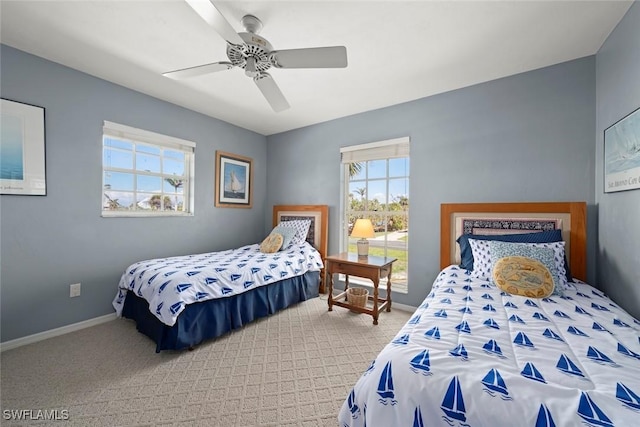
[
  {"left": 260, "top": 233, "right": 283, "bottom": 253},
  {"left": 524, "top": 242, "right": 568, "bottom": 289},
  {"left": 488, "top": 240, "right": 563, "bottom": 296},
  {"left": 279, "top": 219, "right": 312, "bottom": 245},
  {"left": 492, "top": 256, "right": 555, "bottom": 298},
  {"left": 469, "top": 239, "right": 568, "bottom": 293},
  {"left": 457, "top": 229, "right": 569, "bottom": 280},
  {"left": 468, "top": 239, "right": 493, "bottom": 280},
  {"left": 269, "top": 225, "right": 298, "bottom": 250},
  {"left": 457, "top": 229, "right": 562, "bottom": 270}
]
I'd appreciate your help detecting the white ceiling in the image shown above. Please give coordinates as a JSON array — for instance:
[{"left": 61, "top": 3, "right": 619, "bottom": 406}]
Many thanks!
[{"left": 1, "top": 0, "right": 633, "bottom": 135}]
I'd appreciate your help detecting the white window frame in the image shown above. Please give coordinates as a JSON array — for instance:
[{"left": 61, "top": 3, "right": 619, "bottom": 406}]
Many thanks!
[
  {"left": 101, "top": 121, "right": 195, "bottom": 217},
  {"left": 340, "top": 137, "right": 410, "bottom": 293}
]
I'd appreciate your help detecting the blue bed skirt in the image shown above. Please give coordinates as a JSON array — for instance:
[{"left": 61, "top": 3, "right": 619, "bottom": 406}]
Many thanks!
[{"left": 121, "top": 271, "right": 320, "bottom": 352}]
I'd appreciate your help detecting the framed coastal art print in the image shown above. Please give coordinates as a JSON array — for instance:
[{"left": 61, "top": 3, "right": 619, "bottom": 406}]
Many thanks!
[
  {"left": 0, "top": 99, "right": 46, "bottom": 195},
  {"left": 604, "top": 106, "right": 640, "bottom": 193},
  {"left": 215, "top": 150, "right": 253, "bottom": 208}
]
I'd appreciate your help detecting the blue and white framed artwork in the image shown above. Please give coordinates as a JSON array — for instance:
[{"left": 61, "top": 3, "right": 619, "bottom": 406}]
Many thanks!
[
  {"left": 604, "top": 106, "right": 640, "bottom": 193},
  {"left": 215, "top": 150, "right": 252, "bottom": 208},
  {"left": 1, "top": 99, "right": 46, "bottom": 195}
]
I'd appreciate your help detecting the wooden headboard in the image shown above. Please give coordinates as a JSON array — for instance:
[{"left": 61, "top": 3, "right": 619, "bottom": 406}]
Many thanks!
[
  {"left": 273, "top": 205, "right": 329, "bottom": 292},
  {"left": 440, "top": 202, "right": 587, "bottom": 281}
]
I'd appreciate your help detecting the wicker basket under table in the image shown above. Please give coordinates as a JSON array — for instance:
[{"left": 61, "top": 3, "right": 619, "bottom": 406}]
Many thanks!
[{"left": 346, "top": 287, "right": 369, "bottom": 308}]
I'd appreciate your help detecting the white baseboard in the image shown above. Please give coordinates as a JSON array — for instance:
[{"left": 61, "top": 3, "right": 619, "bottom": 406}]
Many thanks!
[
  {"left": 387, "top": 301, "right": 417, "bottom": 313},
  {"left": 0, "top": 313, "right": 117, "bottom": 352}
]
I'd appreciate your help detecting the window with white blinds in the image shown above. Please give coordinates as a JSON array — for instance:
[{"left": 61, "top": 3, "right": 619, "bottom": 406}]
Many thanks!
[
  {"left": 341, "top": 137, "right": 410, "bottom": 292},
  {"left": 102, "top": 121, "right": 195, "bottom": 217}
]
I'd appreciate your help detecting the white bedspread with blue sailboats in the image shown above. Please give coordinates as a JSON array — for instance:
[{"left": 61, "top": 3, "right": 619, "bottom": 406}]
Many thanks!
[
  {"left": 339, "top": 265, "right": 640, "bottom": 427},
  {"left": 113, "top": 242, "right": 323, "bottom": 326}
]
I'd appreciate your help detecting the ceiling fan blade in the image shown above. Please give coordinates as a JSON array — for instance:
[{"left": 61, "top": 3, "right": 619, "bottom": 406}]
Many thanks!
[
  {"left": 163, "top": 62, "right": 233, "bottom": 79},
  {"left": 254, "top": 73, "right": 290, "bottom": 112},
  {"left": 184, "top": 0, "right": 244, "bottom": 46},
  {"left": 270, "top": 46, "right": 347, "bottom": 69}
]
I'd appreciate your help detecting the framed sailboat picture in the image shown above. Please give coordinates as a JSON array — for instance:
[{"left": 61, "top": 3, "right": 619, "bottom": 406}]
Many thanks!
[
  {"left": 1, "top": 98, "right": 46, "bottom": 195},
  {"left": 604, "top": 106, "right": 640, "bottom": 193},
  {"left": 215, "top": 150, "right": 252, "bottom": 208}
]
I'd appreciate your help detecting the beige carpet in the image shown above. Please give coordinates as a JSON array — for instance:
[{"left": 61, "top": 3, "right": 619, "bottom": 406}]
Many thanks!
[{"left": 1, "top": 296, "right": 411, "bottom": 426}]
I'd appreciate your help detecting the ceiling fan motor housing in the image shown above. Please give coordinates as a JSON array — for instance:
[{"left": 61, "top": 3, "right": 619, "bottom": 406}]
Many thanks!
[
  {"left": 227, "top": 32, "right": 274, "bottom": 76},
  {"left": 227, "top": 15, "right": 275, "bottom": 77}
]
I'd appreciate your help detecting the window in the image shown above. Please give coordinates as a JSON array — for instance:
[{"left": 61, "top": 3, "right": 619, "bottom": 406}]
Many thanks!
[
  {"left": 341, "top": 137, "right": 410, "bottom": 292},
  {"left": 102, "top": 121, "right": 195, "bottom": 216}
]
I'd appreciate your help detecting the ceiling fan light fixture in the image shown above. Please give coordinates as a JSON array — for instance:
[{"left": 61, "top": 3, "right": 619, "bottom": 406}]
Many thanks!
[{"left": 244, "top": 56, "right": 258, "bottom": 77}]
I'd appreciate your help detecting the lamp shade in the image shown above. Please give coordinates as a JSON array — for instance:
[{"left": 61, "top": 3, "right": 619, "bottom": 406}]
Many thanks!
[{"left": 351, "top": 219, "right": 375, "bottom": 239}]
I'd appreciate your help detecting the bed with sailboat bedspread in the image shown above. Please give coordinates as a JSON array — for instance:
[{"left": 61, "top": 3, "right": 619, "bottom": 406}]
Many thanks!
[
  {"left": 340, "top": 200, "right": 638, "bottom": 427},
  {"left": 113, "top": 241, "right": 323, "bottom": 352},
  {"left": 339, "top": 265, "right": 640, "bottom": 426},
  {"left": 113, "top": 204, "right": 328, "bottom": 352},
  {"left": 113, "top": 241, "right": 323, "bottom": 326}
]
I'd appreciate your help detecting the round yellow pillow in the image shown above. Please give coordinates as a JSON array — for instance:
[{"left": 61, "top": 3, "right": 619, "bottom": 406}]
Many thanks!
[
  {"left": 260, "top": 233, "right": 284, "bottom": 253},
  {"left": 492, "top": 256, "right": 554, "bottom": 298}
]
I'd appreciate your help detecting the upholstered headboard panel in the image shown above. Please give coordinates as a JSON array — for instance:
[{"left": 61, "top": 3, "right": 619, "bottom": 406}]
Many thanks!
[{"left": 273, "top": 205, "right": 328, "bottom": 263}]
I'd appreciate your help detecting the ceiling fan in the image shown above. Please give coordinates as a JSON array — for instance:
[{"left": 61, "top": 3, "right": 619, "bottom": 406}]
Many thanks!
[{"left": 163, "top": 0, "right": 348, "bottom": 112}]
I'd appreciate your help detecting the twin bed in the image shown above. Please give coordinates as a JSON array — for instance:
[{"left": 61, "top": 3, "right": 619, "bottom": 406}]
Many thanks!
[
  {"left": 113, "top": 205, "right": 328, "bottom": 352},
  {"left": 339, "top": 202, "right": 640, "bottom": 427}
]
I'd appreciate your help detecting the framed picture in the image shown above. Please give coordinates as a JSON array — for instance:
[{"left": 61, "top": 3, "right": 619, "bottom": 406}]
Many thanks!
[
  {"left": 215, "top": 150, "right": 253, "bottom": 208},
  {"left": 604, "top": 106, "right": 640, "bottom": 193},
  {"left": 1, "top": 99, "right": 46, "bottom": 195}
]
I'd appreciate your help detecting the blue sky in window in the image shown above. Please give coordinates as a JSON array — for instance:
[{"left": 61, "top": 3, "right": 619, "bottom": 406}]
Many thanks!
[
  {"left": 103, "top": 138, "right": 185, "bottom": 192},
  {"left": 349, "top": 158, "right": 409, "bottom": 203}
]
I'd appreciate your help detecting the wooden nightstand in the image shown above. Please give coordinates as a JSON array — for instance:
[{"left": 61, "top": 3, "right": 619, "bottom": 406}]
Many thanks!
[{"left": 325, "top": 252, "right": 397, "bottom": 325}]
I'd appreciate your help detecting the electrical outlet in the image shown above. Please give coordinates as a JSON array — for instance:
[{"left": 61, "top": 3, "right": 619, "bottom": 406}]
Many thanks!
[{"left": 70, "top": 283, "right": 81, "bottom": 298}]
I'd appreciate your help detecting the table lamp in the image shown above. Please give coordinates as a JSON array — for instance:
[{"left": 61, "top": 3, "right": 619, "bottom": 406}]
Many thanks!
[{"left": 351, "top": 218, "right": 375, "bottom": 257}]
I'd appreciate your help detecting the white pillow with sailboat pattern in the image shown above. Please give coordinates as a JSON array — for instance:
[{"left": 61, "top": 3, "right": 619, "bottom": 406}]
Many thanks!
[{"left": 468, "top": 238, "right": 493, "bottom": 280}]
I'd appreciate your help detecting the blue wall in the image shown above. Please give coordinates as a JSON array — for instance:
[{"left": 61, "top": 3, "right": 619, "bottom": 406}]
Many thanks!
[
  {"left": 0, "top": 45, "right": 268, "bottom": 342},
  {"left": 266, "top": 57, "right": 597, "bottom": 307},
  {"left": 595, "top": 1, "right": 640, "bottom": 319}
]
